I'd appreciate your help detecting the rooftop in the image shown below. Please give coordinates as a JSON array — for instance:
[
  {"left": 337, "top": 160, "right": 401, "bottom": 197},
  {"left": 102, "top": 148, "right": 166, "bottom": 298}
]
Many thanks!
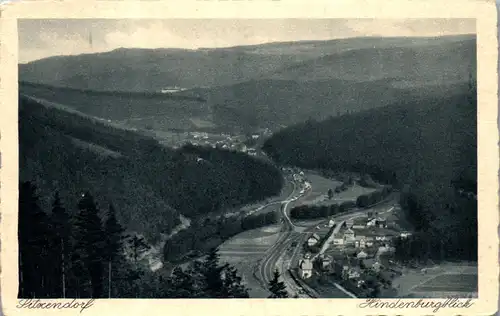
[{"left": 299, "top": 259, "right": 313, "bottom": 270}]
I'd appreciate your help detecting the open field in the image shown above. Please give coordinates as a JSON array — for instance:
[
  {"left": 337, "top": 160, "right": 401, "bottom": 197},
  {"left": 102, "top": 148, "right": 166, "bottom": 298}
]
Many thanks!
[
  {"left": 392, "top": 262, "right": 478, "bottom": 298},
  {"left": 219, "top": 225, "right": 281, "bottom": 298},
  {"left": 332, "top": 184, "right": 376, "bottom": 202},
  {"left": 309, "top": 278, "right": 360, "bottom": 298},
  {"left": 190, "top": 118, "right": 217, "bottom": 129},
  {"left": 413, "top": 274, "right": 477, "bottom": 292},
  {"left": 301, "top": 173, "right": 377, "bottom": 206},
  {"left": 301, "top": 173, "right": 341, "bottom": 203}
]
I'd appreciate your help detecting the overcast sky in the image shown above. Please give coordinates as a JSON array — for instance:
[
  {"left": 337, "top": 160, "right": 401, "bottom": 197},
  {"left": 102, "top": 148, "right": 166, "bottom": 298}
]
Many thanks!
[{"left": 18, "top": 19, "right": 475, "bottom": 63}]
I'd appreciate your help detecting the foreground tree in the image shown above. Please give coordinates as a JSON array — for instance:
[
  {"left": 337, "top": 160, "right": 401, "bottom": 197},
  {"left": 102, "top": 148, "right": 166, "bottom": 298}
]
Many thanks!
[
  {"left": 103, "top": 203, "right": 125, "bottom": 298},
  {"left": 18, "top": 181, "right": 51, "bottom": 298},
  {"left": 221, "top": 265, "right": 250, "bottom": 298},
  {"left": 327, "top": 189, "right": 334, "bottom": 200},
  {"left": 268, "top": 269, "right": 289, "bottom": 298},
  {"left": 73, "top": 192, "right": 105, "bottom": 298},
  {"left": 50, "top": 191, "right": 71, "bottom": 298},
  {"left": 201, "top": 248, "right": 226, "bottom": 297}
]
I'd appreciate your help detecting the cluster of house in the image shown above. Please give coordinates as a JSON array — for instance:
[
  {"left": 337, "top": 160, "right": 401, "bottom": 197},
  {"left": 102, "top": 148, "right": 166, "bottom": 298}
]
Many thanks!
[
  {"left": 184, "top": 132, "right": 254, "bottom": 153},
  {"left": 297, "top": 247, "right": 397, "bottom": 292},
  {"left": 297, "top": 248, "right": 389, "bottom": 281},
  {"left": 292, "top": 171, "right": 306, "bottom": 183},
  {"left": 331, "top": 214, "right": 397, "bottom": 249},
  {"left": 335, "top": 255, "right": 395, "bottom": 290}
]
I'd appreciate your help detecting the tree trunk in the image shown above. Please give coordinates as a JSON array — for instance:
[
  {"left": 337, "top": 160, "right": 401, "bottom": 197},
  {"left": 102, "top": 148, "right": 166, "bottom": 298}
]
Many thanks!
[
  {"left": 19, "top": 251, "right": 24, "bottom": 297},
  {"left": 108, "top": 260, "right": 112, "bottom": 298},
  {"left": 61, "top": 239, "right": 66, "bottom": 298}
]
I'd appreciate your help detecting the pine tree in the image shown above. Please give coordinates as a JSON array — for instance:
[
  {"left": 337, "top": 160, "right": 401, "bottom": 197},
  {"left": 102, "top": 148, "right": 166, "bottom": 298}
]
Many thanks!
[
  {"left": 201, "top": 248, "right": 225, "bottom": 298},
  {"left": 221, "top": 265, "right": 249, "bottom": 298},
  {"left": 124, "top": 235, "right": 150, "bottom": 297},
  {"left": 327, "top": 188, "right": 334, "bottom": 200},
  {"left": 168, "top": 266, "right": 197, "bottom": 298},
  {"left": 73, "top": 191, "right": 105, "bottom": 298},
  {"left": 51, "top": 191, "right": 71, "bottom": 298},
  {"left": 103, "top": 203, "right": 124, "bottom": 298},
  {"left": 124, "top": 235, "right": 150, "bottom": 265},
  {"left": 18, "top": 181, "right": 51, "bottom": 298},
  {"left": 267, "top": 269, "right": 288, "bottom": 298}
]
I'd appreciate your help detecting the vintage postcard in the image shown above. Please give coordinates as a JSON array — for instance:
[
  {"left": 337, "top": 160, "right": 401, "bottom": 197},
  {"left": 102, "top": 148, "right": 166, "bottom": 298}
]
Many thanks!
[{"left": 0, "top": 0, "right": 498, "bottom": 315}]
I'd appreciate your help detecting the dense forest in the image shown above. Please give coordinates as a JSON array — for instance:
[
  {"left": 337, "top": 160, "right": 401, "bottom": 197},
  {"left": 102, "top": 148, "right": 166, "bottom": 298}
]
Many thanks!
[
  {"left": 289, "top": 186, "right": 391, "bottom": 220},
  {"left": 20, "top": 96, "right": 284, "bottom": 243},
  {"left": 263, "top": 78, "right": 477, "bottom": 261},
  {"left": 18, "top": 184, "right": 251, "bottom": 298},
  {"left": 290, "top": 202, "right": 356, "bottom": 220}
]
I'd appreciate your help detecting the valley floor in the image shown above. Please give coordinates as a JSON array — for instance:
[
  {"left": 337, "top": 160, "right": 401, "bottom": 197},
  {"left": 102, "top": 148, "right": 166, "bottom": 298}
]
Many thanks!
[{"left": 219, "top": 225, "right": 282, "bottom": 298}]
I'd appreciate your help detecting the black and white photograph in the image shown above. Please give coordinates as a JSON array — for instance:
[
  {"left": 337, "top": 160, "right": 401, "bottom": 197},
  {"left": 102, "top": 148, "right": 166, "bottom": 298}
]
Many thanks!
[{"left": 16, "top": 18, "right": 479, "bottom": 300}]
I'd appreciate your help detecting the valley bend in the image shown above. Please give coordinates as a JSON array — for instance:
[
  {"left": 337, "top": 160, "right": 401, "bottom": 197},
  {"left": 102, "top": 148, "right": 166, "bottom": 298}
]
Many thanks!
[{"left": 16, "top": 18, "right": 478, "bottom": 300}]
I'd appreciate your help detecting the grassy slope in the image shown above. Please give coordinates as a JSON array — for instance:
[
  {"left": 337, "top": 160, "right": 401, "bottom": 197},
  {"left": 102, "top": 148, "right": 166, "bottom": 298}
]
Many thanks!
[{"left": 20, "top": 82, "right": 210, "bottom": 131}]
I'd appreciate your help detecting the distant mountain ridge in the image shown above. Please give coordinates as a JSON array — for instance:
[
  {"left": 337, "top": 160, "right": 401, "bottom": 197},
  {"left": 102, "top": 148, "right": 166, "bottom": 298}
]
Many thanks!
[
  {"left": 19, "top": 35, "right": 476, "bottom": 132},
  {"left": 20, "top": 35, "right": 476, "bottom": 91}
]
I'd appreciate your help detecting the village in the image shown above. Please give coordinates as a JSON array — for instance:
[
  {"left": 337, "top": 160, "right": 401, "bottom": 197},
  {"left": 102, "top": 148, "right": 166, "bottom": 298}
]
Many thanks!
[
  {"left": 154, "top": 128, "right": 273, "bottom": 156},
  {"left": 295, "top": 204, "right": 413, "bottom": 298}
]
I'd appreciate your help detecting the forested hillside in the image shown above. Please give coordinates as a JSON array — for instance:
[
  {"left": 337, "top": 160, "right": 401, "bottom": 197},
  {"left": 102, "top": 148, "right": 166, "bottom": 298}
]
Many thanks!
[
  {"left": 19, "top": 96, "right": 284, "bottom": 241},
  {"left": 18, "top": 183, "right": 251, "bottom": 298},
  {"left": 263, "top": 79, "right": 477, "bottom": 261}
]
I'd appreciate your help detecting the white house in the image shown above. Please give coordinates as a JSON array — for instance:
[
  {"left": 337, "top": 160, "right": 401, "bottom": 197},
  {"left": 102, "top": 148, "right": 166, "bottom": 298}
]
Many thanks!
[
  {"left": 298, "top": 258, "right": 313, "bottom": 279},
  {"left": 366, "top": 218, "right": 377, "bottom": 227},
  {"left": 375, "top": 218, "right": 388, "bottom": 228},
  {"left": 372, "top": 262, "right": 382, "bottom": 272},
  {"left": 308, "top": 233, "right": 321, "bottom": 247},
  {"left": 319, "top": 255, "right": 332, "bottom": 269},
  {"left": 358, "top": 237, "right": 368, "bottom": 249},
  {"left": 343, "top": 228, "right": 356, "bottom": 243},
  {"left": 364, "top": 237, "right": 375, "bottom": 247},
  {"left": 346, "top": 219, "right": 354, "bottom": 228},
  {"left": 333, "top": 236, "right": 344, "bottom": 245},
  {"left": 400, "top": 232, "right": 412, "bottom": 238},
  {"left": 348, "top": 267, "right": 361, "bottom": 279},
  {"left": 328, "top": 219, "right": 336, "bottom": 228}
]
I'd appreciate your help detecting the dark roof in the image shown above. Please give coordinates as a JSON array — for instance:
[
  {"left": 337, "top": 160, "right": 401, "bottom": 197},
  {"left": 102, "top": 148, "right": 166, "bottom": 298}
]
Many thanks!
[
  {"left": 362, "top": 258, "right": 377, "bottom": 267},
  {"left": 311, "top": 233, "right": 321, "bottom": 240}
]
